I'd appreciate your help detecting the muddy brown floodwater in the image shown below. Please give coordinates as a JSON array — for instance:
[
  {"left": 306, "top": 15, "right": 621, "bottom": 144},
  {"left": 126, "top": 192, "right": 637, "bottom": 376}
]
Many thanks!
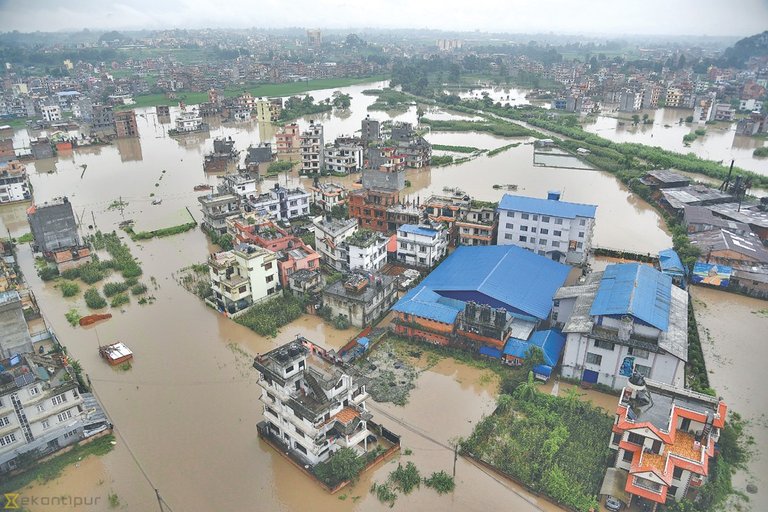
[
  {"left": 0, "top": 79, "right": 680, "bottom": 511},
  {"left": 691, "top": 286, "right": 768, "bottom": 511}
]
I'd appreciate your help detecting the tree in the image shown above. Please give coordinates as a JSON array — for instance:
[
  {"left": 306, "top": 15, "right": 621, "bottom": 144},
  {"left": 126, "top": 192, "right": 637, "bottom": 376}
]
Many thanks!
[
  {"left": 631, "top": 114, "right": 640, "bottom": 125},
  {"left": 523, "top": 346, "right": 545, "bottom": 372},
  {"left": 416, "top": 106, "right": 425, "bottom": 123},
  {"left": 313, "top": 447, "right": 364, "bottom": 486},
  {"left": 513, "top": 371, "right": 538, "bottom": 401}
]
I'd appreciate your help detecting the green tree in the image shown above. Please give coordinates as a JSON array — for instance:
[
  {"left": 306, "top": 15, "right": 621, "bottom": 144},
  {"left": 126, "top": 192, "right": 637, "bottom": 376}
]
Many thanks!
[
  {"left": 513, "top": 371, "right": 538, "bottom": 401},
  {"left": 314, "top": 447, "right": 364, "bottom": 487}
]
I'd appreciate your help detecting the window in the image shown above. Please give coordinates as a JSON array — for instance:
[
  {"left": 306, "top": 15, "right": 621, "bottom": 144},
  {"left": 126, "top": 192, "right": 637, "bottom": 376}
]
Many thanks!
[
  {"left": 531, "top": 227, "right": 537, "bottom": 233},
  {"left": 0, "top": 433, "right": 16, "bottom": 447},
  {"left": 532, "top": 215, "right": 538, "bottom": 221},
  {"left": 505, "top": 233, "right": 514, "bottom": 240},
  {"left": 622, "top": 449, "right": 634, "bottom": 462},
  {"left": 586, "top": 352, "right": 602, "bottom": 365},
  {"left": 0, "top": 416, "right": 9, "bottom": 427},
  {"left": 578, "top": 232, "right": 584, "bottom": 238},
  {"left": 521, "top": 213, "right": 529, "bottom": 220},
  {"left": 51, "top": 394, "right": 68, "bottom": 407},
  {"left": 266, "top": 275, "right": 274, "bottom": 283},
  {"left": 551, "top": 241, "right": 560, "bottom": 248},
  {"left": 238, "top": 286, "right": 247, "bottom": 293},
  {"left": 594, "top": 340, "right": 615, "bottom": 351},
  {"left": 635, "top": 364, "right": 651, "bottom": 377},
  {"left": 519, "top": 235, "right": 527, "bottom": 242},
  {"left": 627, "top": 432, "right": 645, "bottom": 445},
  {"left": 529, "top": 237, "right": 536, "bottom": 244},
  {"left": 612, "top": 433, "right": 622, "bottom": 445},
  {"left": 264, "top": 262, "right": 273, "bottom": 270},
  {"left": 507, "top": 211, "right": 514, "bottom": 218},
  {"left": 553, "top": 230, "right": 562, "bottom": 236},
  {"left": 540, "top": 228, "right": 548, "bottom": 235},
  {"left": 505, "top": 223, "right": 514, "bottom": 229},
  {"left": 673, "top": 467, "right": 684, "bottom": 480},
  {"left": 539, "top": 239, "right": 546, "bottom": 245},
  {"left": 520, "top": 225, "right": 528, "bottom": 232},
  {"left": 42, "top": 420, "right": 50, "bottom": 429},
  {"left": 36, "top": 404, "right": 45, "bottom": 413},
  {"left": 680, "top": 418, "right": 691, "bottom": 432},
  {"left": 29, "top": 387, "right": 39, "bottom": 396},
  {"left": 542, "top": 216, "right": 550, "bottom": 223},
  {"left": 555, "top": 218, "right": 563, "bottom": 225},
  {"left": 633, "top": 477, "right": 662, "bottom": 494},
  {"left": 577, "top": 242, "right": 583, "bottom": 249},
  {"left": 285, "top": 365, "right": 294, "bottom": 373},
  {"left": 628, "top": 347, "right": 649, "bottom": 359},
  {"left": 57, "top": 410, "right": 73, "bottom": 422}
]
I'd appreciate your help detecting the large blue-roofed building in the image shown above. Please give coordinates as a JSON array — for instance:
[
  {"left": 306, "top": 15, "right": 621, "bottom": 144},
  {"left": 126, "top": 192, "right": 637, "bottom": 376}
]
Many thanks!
[
  {"left": 496, "top": 192, "right": 597, "bottom": 265},
  {"left": 553, "top": 263, "right": 688, "bottom": 390},
  {"left": 391, "top": 245, "right": 570, "bottom": 349}
]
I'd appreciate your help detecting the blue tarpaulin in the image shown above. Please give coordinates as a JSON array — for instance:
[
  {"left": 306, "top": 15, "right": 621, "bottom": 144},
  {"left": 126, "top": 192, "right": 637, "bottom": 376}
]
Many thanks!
[
  {"left": 479, "top": 346, "right": 502, "bottom": 359},
  {"left": 357, "top": 337, "right": 370, "bottom": 348}
]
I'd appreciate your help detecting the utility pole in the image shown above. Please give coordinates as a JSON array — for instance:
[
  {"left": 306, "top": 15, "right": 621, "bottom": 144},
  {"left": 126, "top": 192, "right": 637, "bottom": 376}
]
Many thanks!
[{"left": 453, "top": 443, "right": 458, "bottom": 477}]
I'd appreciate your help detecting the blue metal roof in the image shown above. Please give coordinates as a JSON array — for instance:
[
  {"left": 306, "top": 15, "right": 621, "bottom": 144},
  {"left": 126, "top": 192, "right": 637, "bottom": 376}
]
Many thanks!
[
  {"left": 399, "top": 224, "right": 440, "bottom": 238},
  {"left": 533, "top": 364, "right": 552, "bottom": 377},
  {"left": 658, "top": 248, "right": 686, "bottom": 276},
  {"left": 498, "top": 193, "right": 597, "bottom": 219},
  {"left": 392, "top": 245, "right": 570, "bottom": 323},
  {"left": 479, "top": 346, "right": 502, "bottom": 359},
  {"left": 590, "top": 263, "right": 672, "bottom": 331},
  {"left": 357, "top": 337, "right": 370, "bottom": 347},
  {"left": 502, "top": 329, "right": 565, "bottom": 367}
]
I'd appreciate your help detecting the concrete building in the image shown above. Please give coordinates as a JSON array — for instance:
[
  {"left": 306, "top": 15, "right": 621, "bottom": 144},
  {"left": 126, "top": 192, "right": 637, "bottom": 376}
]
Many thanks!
[
  {"left": 198, "top": 193, "right": 240, "bottom": 234},
  {"left": 555, "top": 264, "right": 688, "bottom": 390},
  {"left": 496, "top": 192, "right": 597, "bottom": 265},
  {"left": 707, "top": 202, "right": 768, "bottom": 242},
  {"left": 739, "top": 99, "right": 763, "bottom": 112},
  {"left": 222, "top": 173, "right": 258, "bottom": 199},
  {"left": 255, "top": 98, "right": 282, "bottom": 122},
  {"left": 276, "top": 241, "right": 321, "bottom": 289},
  {"left": 113, "top": 110, "right": 138, "bottom": 138},
  {"left": 618, "top": 90, "right": 641, "bottom": 112},
  {"left": 712, "top": 103, "right": 735, "bottom": 122},
  {"left": 0, "top": 353, "right": 108, "bottom": 474},
  {"left": 253, "top": 339, "right": 375, "bottom": 466},
  {"left": 300, "top": 121, "right": 324, "bottom": 174},
  {"left": 207, "top": 244, "right": 279, "bottom": 315},
  {"left": 275, "top": 123, "right": 300, "bottom": 154},
  {"left": 90, "top": 104, "right": 115, "bottom": 133},
  {"left": 345, "top": 229, "right": 389, "bottom": 273},
  {"left": 244, "top": 143, "right": 273, "bottom": 173},
  {"left": 0, "top": 161, "right": 31, "bottom": 205},
  {"left": 40, "top": 104, "right": 62, "bottom": 123},
  {"left": 0, "top": 291, "right": 34, "bottom": 359},
  {"left": 309, "top": 182, "right": 347, "bottom": 212},
  {"left": 27, "top": 197, "right": 80, "bottom": 254},
  {"left": 29, "top": 138, "right": 54, "bottom": 160},
  {"left": 246, "top": 183, "right": 310, "bottom": 222},
  {"left": 313, "top": 217, "right": 359, "bottom": 272},
  {"left": 456, "top": 205, "right": 497, "bottom": 246},
  {"left": 692, "top": 93, "right": 716, "bottom": 124},
  {"left": 689, "top": 229, "right": 768, "bottom": 267},
  {"left": 287, "top": 269, "right": 324, "bottom": 294},
  {"left": 605, "top": 374, "right": 727, "bottom": 509},
  {"left": 322, "top": 271, "right": 397, "bottom": 328},
  {"left": 396, "top": 224, "right": 448, "bottom": 269},
  {"left": 361, "top": 116, "right": 380, "bottom": 143},
  {"left": 324, "top": 138, "right": 363, "bottom": 175}
]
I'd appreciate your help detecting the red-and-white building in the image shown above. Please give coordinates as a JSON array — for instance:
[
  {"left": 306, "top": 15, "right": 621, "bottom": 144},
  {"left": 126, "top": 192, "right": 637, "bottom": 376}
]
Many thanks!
[{"left": 604, "top": 374, "right": 727, "bottom": 511}]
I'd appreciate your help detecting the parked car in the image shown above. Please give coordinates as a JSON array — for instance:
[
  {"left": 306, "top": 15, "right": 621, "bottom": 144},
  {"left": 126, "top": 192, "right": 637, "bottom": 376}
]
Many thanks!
[{"left": 605, "top": 497, "right": 623, "bottom": 511}]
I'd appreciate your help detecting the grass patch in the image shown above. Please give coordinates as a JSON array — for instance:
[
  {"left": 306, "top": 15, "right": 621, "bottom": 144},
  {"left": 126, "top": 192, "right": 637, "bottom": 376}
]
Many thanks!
[
  {"left": 0, "top": 434, "right": 115, "bottom": 493},
  {"left": 388, "top": 462, "right": 420, "bottom": 494},
  {"left": 754, "top": 146, "right": 768, "bottom": 157},
  {"left": 130, "top": 283, "right": 148, "bottom": 295},
  {"left": 487, "top": 142, "right": 520, "bottom": 157},
  {"left": 15, "top": 232, "right": 34, "bottom": 243},
  {"left": 421, "top": 117, "right": 539, "bottom": 138},
  {"left": 103, "top": 282, "right": 129, "bottom": 297},
  {"left": 430, "top": 155, "right": 454, "bottom": 166},
  {"left": 109, "top": 293, "right": 130, "bottom": 308},
  {"left": 431, "top": 144, "right": 480, "bottom": 153},
  {"left": 424, "top": 470, "right": 455, "bottom": 494},
  {"left": 124, "top": 221, "right": 197, "bottom": 241},
  {"left": 103, "top": 232, "right": 142, "bottom": 278},
  {"left": 234, "top": 293, "right": 306, "bottom": 337},
  {"left": 266, "top": 160, "right": 294, "bottom": 174}
]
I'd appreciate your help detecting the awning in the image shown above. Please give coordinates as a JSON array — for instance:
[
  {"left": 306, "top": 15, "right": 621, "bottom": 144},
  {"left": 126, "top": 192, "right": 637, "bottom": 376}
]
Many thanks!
[{"left": 600, "top": 468, "right": 630, "bottom": 504}]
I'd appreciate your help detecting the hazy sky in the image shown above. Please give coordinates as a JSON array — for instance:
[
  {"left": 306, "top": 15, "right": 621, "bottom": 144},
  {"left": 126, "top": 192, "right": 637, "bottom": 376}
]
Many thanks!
[{"left": 0, "top": 0, "right": 766, "bottom": 36}]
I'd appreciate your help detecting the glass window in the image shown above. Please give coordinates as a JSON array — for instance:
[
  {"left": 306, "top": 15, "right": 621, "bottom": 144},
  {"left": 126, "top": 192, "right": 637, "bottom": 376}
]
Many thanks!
[
  {"left": 505, "top": 223, "right": 513, "bottom": 229},
  {"left": 520, "top": 225, "right": 528, "bottom": 232},
  {"left": 505, "top": 233, "right": 513, "bottom": 240},
  {"left": 507, "top": 211, "right": 514, "bottom": 218},
  {"left": 553, "top": 230, "right": 562, "bottom": 236},
  {"left": 519, "top": 235, "right": 527, "bottom": 242},
  {"left": 551, "top": 241, "right": 560, "bottom": 248},
  {"left": 555, "top": 218, "right": 563, "bottom": 225},
  {"left": 586, "top": 352, "right": 602, "bottom": 365},
  {"left": 542, "top": 216, "right": 550, "bottom": 223},
  {"left": 521, "top": 213, "right": 529, "bottom": 220},
  {"left": 540, "top": 228, "right": 548, "bottom": 234}
]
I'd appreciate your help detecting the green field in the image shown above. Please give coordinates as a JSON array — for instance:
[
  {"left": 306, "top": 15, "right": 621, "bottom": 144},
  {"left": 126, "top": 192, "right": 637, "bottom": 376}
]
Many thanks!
[{"left": 117, "top": 75, "right": 387, "bottom": 111}]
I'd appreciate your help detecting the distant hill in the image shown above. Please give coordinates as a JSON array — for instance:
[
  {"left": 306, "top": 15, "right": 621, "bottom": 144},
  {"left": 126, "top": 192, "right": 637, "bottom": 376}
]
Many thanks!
[{"left": 723, "top": 31, "right": 768, "bottom": 67}]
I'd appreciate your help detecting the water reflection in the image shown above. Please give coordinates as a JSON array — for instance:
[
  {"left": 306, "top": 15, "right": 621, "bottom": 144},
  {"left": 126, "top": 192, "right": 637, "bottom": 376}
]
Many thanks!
[{"left": 115, "top": 137, "right": 143, "bottom": 162}]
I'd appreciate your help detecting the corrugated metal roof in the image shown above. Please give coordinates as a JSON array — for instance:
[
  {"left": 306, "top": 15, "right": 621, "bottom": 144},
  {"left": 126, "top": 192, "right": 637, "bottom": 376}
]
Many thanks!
[
  {"left": 498, "top": 193, "right": 596, "bottom": 219},
  {"left": 479, "top": 346, "right": 502, "bottom": 358},
  {"left": 590, "top": 264, "right": 672, "bottom": 331},
  {"left": 502, "top": 329, "right": 565, "bottom": 367},
  {"left": 398, "top": 224, "right": 440, "bottom": 238},
  {"left": 392, "top": 246, "right": 570, "bottom": 322},
  {"left": 658, "top": 249, "right": 685, "bottom": 274}
]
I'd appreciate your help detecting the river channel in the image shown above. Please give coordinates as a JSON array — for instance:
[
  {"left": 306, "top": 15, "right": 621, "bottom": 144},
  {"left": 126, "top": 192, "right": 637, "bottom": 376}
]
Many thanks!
[{"left": 0, "top": 79, "right": 760, "bottom": 511}]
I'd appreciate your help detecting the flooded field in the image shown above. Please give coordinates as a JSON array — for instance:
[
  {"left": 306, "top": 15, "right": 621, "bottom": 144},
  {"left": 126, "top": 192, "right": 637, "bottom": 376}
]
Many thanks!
[
  {"left": 0, "top": 79, "right": 693, "bottom": 511},
  {"left": 691, "top": 286, "right": 768, "bottom": 512},
  {"left": 583, "top": 107, "right": 768, "bottom": 176}
]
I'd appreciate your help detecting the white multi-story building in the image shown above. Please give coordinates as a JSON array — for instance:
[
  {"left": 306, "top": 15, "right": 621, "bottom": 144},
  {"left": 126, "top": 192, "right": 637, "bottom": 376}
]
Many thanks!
[
  {"left": 0, "top": 353, "right": 108, "bottom": 473},
  {"left": 207, "top": 244, "right": 279, "bottom": 315},
  {"left": 40, "top": 104, "right": 61, "bottom": 123},
  {"left": 310, "top": 182, "right": 347, "bottom": 212},
  {"left": 346, "top": 229, "right": 388, "bottom": 272},
  {"left": 397, "top": 224, "right": 448, "bottom": 269},
  {"left": 253, "top": 340, "right": 374, "bottom": 466},
  {"left": 300, "top": 121, "right": 324, "bottom": 174},
  {"left": 246, "top": 184, "right": 310, "bottom": 222},
  {"left": 0, "top": 161, "right": 31, "bottom": 205},
  {"left": 739, "top": 99, "right": 763, "bottom": 112},
  {"left": 554, "top": 263, "right": 688, "bottom": 390},
  {"left": 324, "top": 140, "right": 363, "bottom": 175},
  {"left": 496, "top": 192, "right": 596, "bottom": 265},
  {"left": 313, "top": 217, "right": 358, "bottom": 272}
]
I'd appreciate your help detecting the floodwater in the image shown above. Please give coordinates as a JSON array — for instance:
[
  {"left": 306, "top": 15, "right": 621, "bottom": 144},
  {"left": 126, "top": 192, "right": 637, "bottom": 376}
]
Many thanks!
[
  {"left": 583, "top": 108, "right": 768, "bottom": 176},
  {"left": 691, "top": 287, "right": 768, "bottom": 512},
  {"left": 0, "top": 79, "right": 680, "bottom": 511}
]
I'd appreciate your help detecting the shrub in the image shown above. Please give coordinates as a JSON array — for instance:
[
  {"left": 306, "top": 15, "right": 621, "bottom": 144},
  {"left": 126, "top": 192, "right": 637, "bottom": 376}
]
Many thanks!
[
  {"left": 38, "top": 266, "right": 59, "bottom": 281},
  {"left": 313, "top": 447, "right": 365, "bottom": 487},
  {"left": 234, "top": 294, "right": 305, "bottom": 337},
  {"left": 79, "top": 262, "right": 108, "bottom": 284},
  {"left": 333, "top": 314, "right": 350, "bottom": 330},
  {"left": 388, "top": 462, "right": 420, "bottom": 494},
  {"left": 84, "top": 288, "right": 107, "bottom": 309},
  {"left": 130, "top": 283, "right": 148, "bottom": 295},
  {"left": 424, "top": 470, "right": 455, "bottom": 494},
  {"left": 103, "top": 282, "right": 129, "bottom": 297},
  {"left": 110, "top": 293, "right": 130, "bottom": 308},
  {"left": 59, "top": 281, "right": 80, "bottom": 297},
  {"left": 65, "top": 308, "right": 82, "bottom": 326}
]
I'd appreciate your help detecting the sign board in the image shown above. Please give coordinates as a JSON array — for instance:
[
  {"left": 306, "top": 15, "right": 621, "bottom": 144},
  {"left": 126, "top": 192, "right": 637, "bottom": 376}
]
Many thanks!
[{"left": 691, "top": 262, "right": 732, "bottom": 288}]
